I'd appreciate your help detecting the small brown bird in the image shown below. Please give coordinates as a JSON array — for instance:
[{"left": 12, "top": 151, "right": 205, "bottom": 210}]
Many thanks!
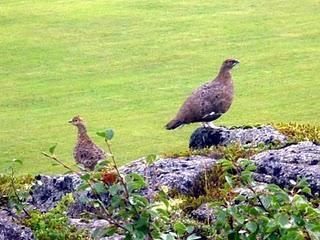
[
  {"left": 69, "top": 116, "right": 106, "bottom": 170},
  {"left": 165, "top": 58, "right": 239, "bottom": 130}
]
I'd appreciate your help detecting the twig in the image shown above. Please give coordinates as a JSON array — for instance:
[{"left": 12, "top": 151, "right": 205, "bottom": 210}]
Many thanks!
[
  {"left": 105, "top": 140, "right": 130, "bottom": 199},
  {"left": 9, "top": 168, "right": 31, "bottom": 218},
  {"left": 42, "top": 152, "right": 77, "bottom": 174}
]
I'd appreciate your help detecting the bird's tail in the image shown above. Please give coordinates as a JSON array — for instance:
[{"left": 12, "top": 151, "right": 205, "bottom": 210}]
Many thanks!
[{"left": 165, "top": 118, "right": 182, "bottom": 130}]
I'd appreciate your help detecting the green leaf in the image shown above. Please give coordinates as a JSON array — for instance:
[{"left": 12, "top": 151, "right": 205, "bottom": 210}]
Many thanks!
[
  {"left": 173, "top": 221, "right": 187, "bottom": 236},
  {"left": 161, "top": 232, "right": 177, "bottom": 240},
  {"left": 283, "top": 229, "right": 305, "bottom": 240},
  {"left": 130, "top": 194, "right": 148, "bottom": 207},
  {"left": 275, "top": 191, "right": 290, "bottom": 203},
  {"left": 94, "top": 160, "right": 110, "bottom": 171},
  {"left": 109, "top": 183, "right": 122, "bottom": 195},
  {"left": 245, "top": 221, "right": 257, "bottom": 233},
  {"left": 125, "top": 173, "right": 146, "bottom": 191},
  {"left": 105, "top": 226, "right": 117, "bottom": 236},
  {"left": 293, "top": 195, "right": 309, "bottom": 211},
  {"left": 105, "top": 129, "right": 114, "bottom": 140},
  {"left": 241, "top": 170, "right": 253, "bottom": 183},
  {"left": 49, "top": 143, "right": 58, "bottom": 154},
  {"left": 80, "top": 173, "right": 90, "bottom": 181},
  {"left": 146, "top": 154, "right": 157, "bottom": 165},
  {"left": 77, "top": 182, "right": 90, "bottom": 191},
  {"left": 217, "top": 159, "right": 234, "bottom": 170},
  {"left": 225, "top": 175, "right": 234, "bottom": 187},
  {"left": 186, "top": 234, "right": 202, "bottom": 240},
  {"left": 92, "top": 226, "right": 106, "bottom": 239},
  {"left": 266, "top": 184, "right": 282, "bottom": 193},
  {"left": 301, "top": 186, "right": 311, "bottom": 195},
  {"left": 12, "top": 158, "right": 23, "bottom": 165},
  {"left": 186, "top": 226, "right": 194, "bottom": 234},
  {"left": 277, "top": 213, "right": 291, "bottom": 229},
  {"left": 78, "top": 194, "right": 90, "bottom": 204},
  {"left": 266, "top": 219, "right": 279, "bottom": 233},
  {"left": 111, "top": 195, "right": 122, "bottom": 208},
  {"left": 96, "top": 131, "right": 106, "bottom": 138},
  {"left": 260, "top": 195, "right": 272, "bottom": 209},
  {"left": 234, "top": 194, "right": 246, "bottom": 203},
  {"left": 92, "top": 182, "right": 107, "bottom": 194}
]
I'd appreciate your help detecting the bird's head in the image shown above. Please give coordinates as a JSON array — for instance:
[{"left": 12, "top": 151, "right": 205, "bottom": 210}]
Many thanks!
[
  {"left": 68, "top": 116, "right": 85, "bottom": 127},
  {"left": 221, "top": 58, "right": 240, "bottom": 70}
]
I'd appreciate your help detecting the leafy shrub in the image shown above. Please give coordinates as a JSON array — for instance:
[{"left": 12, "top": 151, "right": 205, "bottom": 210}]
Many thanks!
[
  {"left": 43, "top": 129, "right": 201, "bottom": 240},
  {"left": 209, "top": 158, "right": 320, "bottom": 239}
]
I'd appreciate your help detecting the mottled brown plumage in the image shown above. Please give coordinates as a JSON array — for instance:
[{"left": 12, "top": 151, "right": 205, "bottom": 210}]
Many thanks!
[
  {"left": 69, "top": 116, "right": 106, "bottom": 170},
  {"left": 166, "top": 58, "right": 239, "bottom": 130}
]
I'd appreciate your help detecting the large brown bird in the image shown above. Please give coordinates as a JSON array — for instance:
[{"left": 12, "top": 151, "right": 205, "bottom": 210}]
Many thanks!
[
  {"left": 165, "top": 58, "right": 239, "bottom": 130},
  {"left": 69, "top": 116, "right": 106, "bottom": 170}
]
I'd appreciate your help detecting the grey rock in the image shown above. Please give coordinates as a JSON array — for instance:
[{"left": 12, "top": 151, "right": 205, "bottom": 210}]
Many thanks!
[
  {"left": 68, "top": 191, "right": 111, "bottom": 218},
  {"left": 0, "top": 211, "right": 34, "bottom": 240},
  {"left": 251, "top": 141, "right": 320, "bottom": 194},
  {"left": 29, "top": 174, "right": 81, "bottom": 212},
  {"left": 189, "top": 125, "right": 287, "bottom": 149},
  {"left": 121, "top": 156, "right": 217, "bottom": 197},
  {"left": 70, "top": 219, "right": 125, "bottom": 239},
  {"left": 101, "top": 235, "right": 124, "bottom": 240},
  {"left": 191, "top": 203, "right": 215, "bottom": 223}
]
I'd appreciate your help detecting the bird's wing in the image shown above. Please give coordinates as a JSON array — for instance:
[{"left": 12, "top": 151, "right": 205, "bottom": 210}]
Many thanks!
[
  {"left": 176, "top": 81, "right": 226, "bottom": 123},
  {"left": 76, "top": 148, "right": 95, "bottom": 161}
]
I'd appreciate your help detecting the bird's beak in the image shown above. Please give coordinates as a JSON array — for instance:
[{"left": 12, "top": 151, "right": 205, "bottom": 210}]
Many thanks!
[
  {"left": 68, "top": 119, "right": 73, "bottom": 124},
  {"left": 233, "top": 59, "right": 240, "bottom": 65}
]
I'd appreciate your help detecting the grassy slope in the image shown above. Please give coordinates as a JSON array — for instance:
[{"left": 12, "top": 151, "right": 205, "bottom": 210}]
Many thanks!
[{"left": 0, "top": 0, "right": 319, "bottom": 174}]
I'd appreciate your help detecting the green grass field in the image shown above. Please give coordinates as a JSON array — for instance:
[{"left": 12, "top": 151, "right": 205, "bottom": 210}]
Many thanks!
[{"left": 0, "top": 0, "right": 319, "bottom": 175}]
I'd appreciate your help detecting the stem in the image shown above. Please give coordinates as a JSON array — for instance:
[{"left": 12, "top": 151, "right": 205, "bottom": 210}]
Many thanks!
[
  {"left": 104, "top": 140, "right": 140, "bottom": 217},
  {"left": 42, "top": 152, "right": 76, "bottom": 174},
  {"left": 10, "top": 168, "right": 30, "bottom": 218},
  {"left": 105, "top": 140, "right": 130, "bottom": 199},
  {"left": 247, "top": 184, "right": 270, "bottom": 214},
  {"left": 234, "top": 162, "right": 270, "bottom": 214}
]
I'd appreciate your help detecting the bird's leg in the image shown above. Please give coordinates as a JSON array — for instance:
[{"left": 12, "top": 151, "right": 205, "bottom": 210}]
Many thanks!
[
  {"left": 208, "top": 122, "right": 219, "bottom": 129},
  {"left": 201, "top": 122, "right": 211, "bottom": 128}
]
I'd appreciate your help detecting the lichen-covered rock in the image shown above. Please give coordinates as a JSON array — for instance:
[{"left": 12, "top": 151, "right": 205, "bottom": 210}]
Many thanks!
[
  {"left": 0, "top": 211, "right": 34, "bottom": 240},
  {"left": 29, "top": 174, "right": 81, "bottom": 212},
  {"left": 251, "top": 141, "right": 320, "bottom": 194},
  {"left": 69, "top": 219, "right": 124, "bottom": 239},
  {"left": 190, "top": 203, "right": 215, "bottom": 223},
  {"left": 30, "top": 156, "right": 217, "bottom": 215},
  {"left": 121, "top": 156, "right": 217, "bottom": 197},
  {"left": 68, "top": 191, "right": 111, "bottom": 218},
  {"left": 189, "top": 125, "right": 287, "bottom": 149}
]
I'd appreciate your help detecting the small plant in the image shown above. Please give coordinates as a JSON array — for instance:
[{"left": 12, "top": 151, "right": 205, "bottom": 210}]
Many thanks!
[
  {"left": 0, "top": 159, "right": 33, "bottom": 217},
  {"left": 24, "top": 194, "right": 89, "bottom": 240}
]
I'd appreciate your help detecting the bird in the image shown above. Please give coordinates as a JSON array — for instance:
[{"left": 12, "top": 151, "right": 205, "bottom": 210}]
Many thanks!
[
  {"left": 69, "top": 116, "right": 106, "bottom": 170},
  {"left": 165, "top": 58, "right": 239, "bottom": 130}
]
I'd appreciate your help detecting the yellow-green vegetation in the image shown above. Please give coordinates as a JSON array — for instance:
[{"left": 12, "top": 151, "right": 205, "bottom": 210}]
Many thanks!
[
  {"left": 0, "top": 0, "right": 319, "bottom": 174},
  {"left": 274, "top": 123, "right": 320, "bottom": 144},
  {"left": 0, "top": 174, "right": 34, "bottom": 206}
]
